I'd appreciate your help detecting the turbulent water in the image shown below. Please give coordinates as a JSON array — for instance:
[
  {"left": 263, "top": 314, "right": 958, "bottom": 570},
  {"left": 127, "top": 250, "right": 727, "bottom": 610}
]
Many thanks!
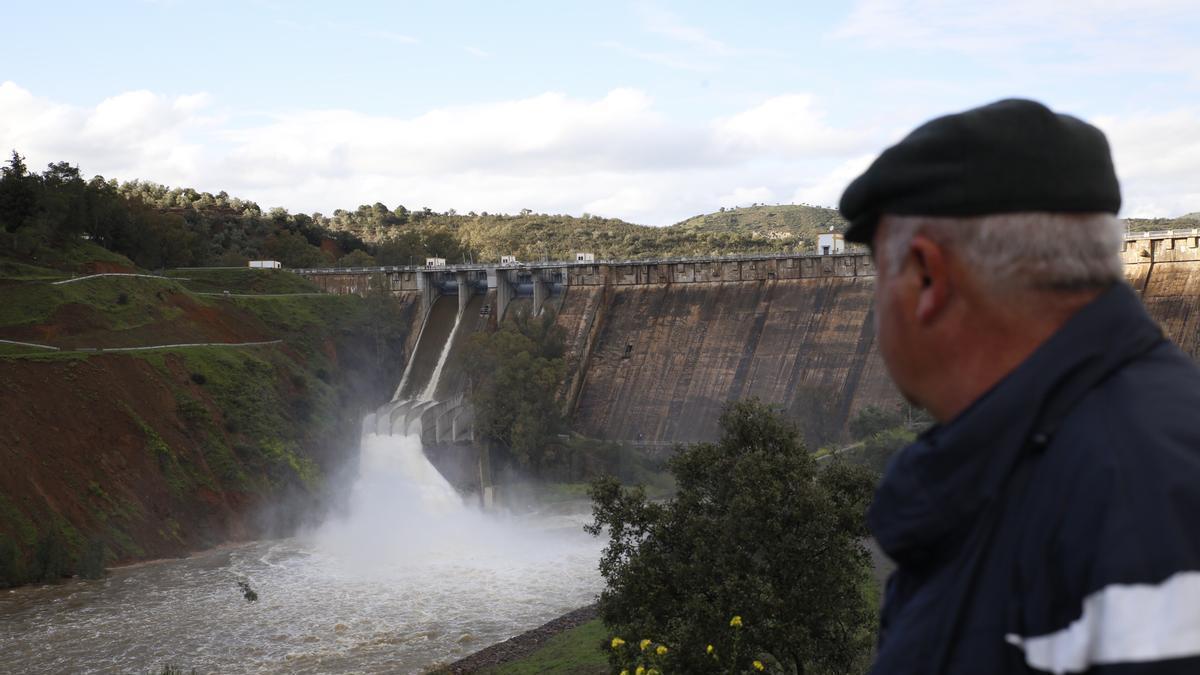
[{"left": 0, "top": 424, "right": 604, "bottom": 674}]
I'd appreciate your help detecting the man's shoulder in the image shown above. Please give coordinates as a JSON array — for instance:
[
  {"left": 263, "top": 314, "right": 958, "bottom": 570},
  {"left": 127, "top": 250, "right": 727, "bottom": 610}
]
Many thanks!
[
  {"left": 1054, "top": 340, "right": 1200, "bottom": 463},
  {"left": 1002, "top": 341, "right": 1200, "bottom": 675},
  {"left": 1034, "top": 340, "right": 1200, "bottom": 581}
]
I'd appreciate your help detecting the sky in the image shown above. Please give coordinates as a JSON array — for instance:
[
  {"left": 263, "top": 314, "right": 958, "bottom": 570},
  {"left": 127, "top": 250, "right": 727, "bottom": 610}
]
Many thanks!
[{"left": 2, "top": 0, "right": 1199, "bottom": 225}]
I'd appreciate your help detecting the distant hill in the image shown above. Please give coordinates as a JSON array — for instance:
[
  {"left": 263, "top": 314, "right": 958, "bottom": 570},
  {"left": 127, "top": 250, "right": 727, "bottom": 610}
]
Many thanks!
[
  {"left": 1126, "top": 213, "right": 1200, "bottom": 232},
  {"left": 671, "top": 203, "right": 845, "bottom": 237},
  {"left": 5, "top": 152, "right": 1196, "bottom": 272},
  {"left": 324, "top": 204, "right": 847, "bottom": 264}
]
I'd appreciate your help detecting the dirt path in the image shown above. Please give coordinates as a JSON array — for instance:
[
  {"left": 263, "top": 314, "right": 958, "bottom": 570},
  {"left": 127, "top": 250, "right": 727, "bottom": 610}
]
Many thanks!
[
  {"left": 50, "top": 273, "right": 180, "bottom": 285},
  {"left": 0, "top": 338, "right": 282, "bottom": 354}
]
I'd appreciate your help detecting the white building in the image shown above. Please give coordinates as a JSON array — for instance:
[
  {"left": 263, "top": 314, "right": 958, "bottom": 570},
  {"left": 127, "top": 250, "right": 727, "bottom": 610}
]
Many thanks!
[
  {"left": 575, "top": 252, "right": 596, "bottom": 263},
  {"left": 500, "top": 255, "right": 519, "bottom": 265},
  {"left": 425, "top": 257, "right": 447, "bottom": 269},
  {"left": 248, "top": 260, "right": 282, "bottom": 269},
  {"left": 817, "top": 233, "right": 845, "bottom": 256}
]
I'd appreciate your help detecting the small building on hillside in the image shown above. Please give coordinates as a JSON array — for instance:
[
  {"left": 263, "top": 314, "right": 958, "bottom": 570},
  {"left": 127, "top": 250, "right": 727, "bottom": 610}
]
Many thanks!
[
  {"left": 248, "top": 260, "right": 282, "bottom": 269},
  {"left": 575, "top": 252, "right": 596, "bottom": 263},
  {"left": 425, "top": 258, "right": 447, "bottom": 269},
  {"left": 500, "top": 255, "right": 520, "bottom": 265},
  {"left": 817, "top": 233, "right": 845, "bottom": 256}
]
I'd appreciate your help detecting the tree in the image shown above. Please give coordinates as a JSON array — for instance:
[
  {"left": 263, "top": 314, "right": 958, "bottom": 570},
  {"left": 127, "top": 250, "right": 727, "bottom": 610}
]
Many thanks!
[
  {"left": 0, "top": 151, "right": 37, "bottom": 233},
  {"left": 262, "top": 230, "right": 325, "bottom": 268},
  {"left": 462, "top": 308, "right": 567, "bottom": 472},
  {"left": 588, "top": 399, "right": 878, "bottom": 674},
  {"left": 848, "top": 404, "right": 902, "bottom": 441},
  {"left": 336, "top": 249, "right": 377, "bottom": 267}
]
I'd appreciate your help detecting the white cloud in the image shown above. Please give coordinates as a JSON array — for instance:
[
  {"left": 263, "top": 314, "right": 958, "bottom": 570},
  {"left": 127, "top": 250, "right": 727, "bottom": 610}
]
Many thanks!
[
  {"left": 791, "top": 154, "right": 876, "bottom": 209},
  {"left": 717, "top": 186, "right": 775, "bottom": 208},
  {"left": 713, "top": 94, "right": 870, "bottom": 157},
  {"left": 2, "top": 81, "right": 1192, "bottom": 226},
  {"left": 1093, "top": 109, "right": 1200, "bottom": 218},
  {"left": 463, "top": 45, "right": 491, "bottom": 58},
  {"left": 0, "top": 81, "right": 211, "bottom": 183}
]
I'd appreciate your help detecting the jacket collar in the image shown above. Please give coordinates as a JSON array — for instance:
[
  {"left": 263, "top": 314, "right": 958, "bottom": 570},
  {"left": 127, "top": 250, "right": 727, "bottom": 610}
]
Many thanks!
[{"left": 868, "top": 283, "right": 1164, "bottom": 567}]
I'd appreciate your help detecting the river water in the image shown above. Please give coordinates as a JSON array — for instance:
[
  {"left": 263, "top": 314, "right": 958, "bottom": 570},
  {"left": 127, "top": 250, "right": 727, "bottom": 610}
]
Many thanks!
[{"left": 0, "top": 430, "right": 605, "bottom": 674}]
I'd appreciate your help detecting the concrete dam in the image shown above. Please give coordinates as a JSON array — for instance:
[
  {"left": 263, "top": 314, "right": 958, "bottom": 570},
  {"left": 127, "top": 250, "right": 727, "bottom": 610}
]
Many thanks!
[{"left": 296, "top": 231, "right": 1200, "bottom": 447}]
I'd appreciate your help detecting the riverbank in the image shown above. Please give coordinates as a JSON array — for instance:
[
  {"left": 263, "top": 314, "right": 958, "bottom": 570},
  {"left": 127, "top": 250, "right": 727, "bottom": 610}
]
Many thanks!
[{"left": 434, "top": 605, "right": 605, "bottom": 674}]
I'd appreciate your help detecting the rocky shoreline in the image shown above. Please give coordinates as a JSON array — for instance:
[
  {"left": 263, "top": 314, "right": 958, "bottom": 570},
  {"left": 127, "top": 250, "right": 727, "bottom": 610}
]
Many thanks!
[{"left": 433, "top": 604, "right": 599, "bottom": 674}]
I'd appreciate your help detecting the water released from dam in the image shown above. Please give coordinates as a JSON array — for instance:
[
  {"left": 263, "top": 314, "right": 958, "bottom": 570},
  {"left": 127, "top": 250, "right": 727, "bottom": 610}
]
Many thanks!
[{"left": 0, "top": 309, "right": 604, "bottom": 674}]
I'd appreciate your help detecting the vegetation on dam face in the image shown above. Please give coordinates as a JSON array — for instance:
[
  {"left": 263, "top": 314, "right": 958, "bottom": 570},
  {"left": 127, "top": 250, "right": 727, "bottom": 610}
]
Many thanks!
[{"left": 0, "top": 245, "right": 412, "bottom": 586}]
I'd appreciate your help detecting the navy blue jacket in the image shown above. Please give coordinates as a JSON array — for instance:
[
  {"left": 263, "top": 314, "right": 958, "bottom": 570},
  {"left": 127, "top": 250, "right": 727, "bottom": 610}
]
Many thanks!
[{"left": 869, "top": 283, "right": 1200, "bottom": 674}]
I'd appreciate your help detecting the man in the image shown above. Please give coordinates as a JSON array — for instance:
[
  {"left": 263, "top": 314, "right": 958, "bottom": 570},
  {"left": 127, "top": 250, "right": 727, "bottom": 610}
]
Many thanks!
[{"left": 840, "top": 99, "right": 1200, "bottom": 673}]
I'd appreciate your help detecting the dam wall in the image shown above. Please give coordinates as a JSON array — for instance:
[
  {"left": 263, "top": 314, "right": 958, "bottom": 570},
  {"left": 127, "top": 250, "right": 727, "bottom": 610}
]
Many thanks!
[
  {"left": 297, "top": 233, "right": 1200, "bottom": 446},
  {"left": 1123, "top": 233, "right": 1200, "bottom": 357},
  {"left": 553, "top": 267, "right": 893, "bottom": 445}
]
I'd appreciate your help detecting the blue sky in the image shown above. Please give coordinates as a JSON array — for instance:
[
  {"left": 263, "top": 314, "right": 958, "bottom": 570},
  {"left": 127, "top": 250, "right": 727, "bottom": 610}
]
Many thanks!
[{"left": 3, "top": 0, "right": 1199, "bottom": 224}]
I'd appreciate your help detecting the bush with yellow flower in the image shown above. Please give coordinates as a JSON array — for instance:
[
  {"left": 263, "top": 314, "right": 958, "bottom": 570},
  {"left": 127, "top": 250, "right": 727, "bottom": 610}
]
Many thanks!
[{"left": 588, "top": 399, "right": 878, "bottom": 674}]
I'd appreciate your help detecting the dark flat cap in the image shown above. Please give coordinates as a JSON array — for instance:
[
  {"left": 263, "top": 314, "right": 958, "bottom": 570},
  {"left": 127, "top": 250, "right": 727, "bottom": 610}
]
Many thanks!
[{"left": 839, "top": 98, "right": 1121, "bottom": 244}]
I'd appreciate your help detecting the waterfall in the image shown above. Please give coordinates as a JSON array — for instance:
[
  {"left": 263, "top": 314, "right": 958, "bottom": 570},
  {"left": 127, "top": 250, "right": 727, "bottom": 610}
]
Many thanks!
[
  {"left": 314, "top": 296, "right": 475, "bottom": 561},
  {"left": 392, "top": 309, "right": 431, "bottom": 401},
  {"left": 418, "top": 309, "right": 463, "bottom": 402}
]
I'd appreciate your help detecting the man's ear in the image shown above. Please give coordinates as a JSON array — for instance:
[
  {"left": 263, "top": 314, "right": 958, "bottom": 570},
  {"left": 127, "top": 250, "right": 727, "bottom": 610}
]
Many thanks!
[{"left": 908, "top": 235, "right": 950, "bottom": 322}]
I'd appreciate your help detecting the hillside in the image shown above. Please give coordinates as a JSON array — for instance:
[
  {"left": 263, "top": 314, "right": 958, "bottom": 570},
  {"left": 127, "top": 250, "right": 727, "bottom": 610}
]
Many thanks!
[
  {"left": 0, "top": 251, "right": 413, "bottom": 585},
  {"left": 1126, "top": 213, "right": 1200, "bottom": 232},
  {"left": 12, "top": 152, "right": 1198, "bottom": 274}
]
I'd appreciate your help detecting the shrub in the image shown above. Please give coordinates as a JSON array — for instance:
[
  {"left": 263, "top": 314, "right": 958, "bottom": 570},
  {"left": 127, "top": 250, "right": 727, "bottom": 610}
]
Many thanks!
[
  {"left": 79, "top": 538, "right": 107, "bottom": 580},
  {"left": 0, "top": 535, "right": 24, "bottom": 587},
  {"left": 588, "top": 399, "right": 878, "bottom": 674},
  {"left": 32, "top": 529, "right": 68, "bottom": 582},
  {"left": 848, "top": 405, "right": 902, "bottom": 441}
]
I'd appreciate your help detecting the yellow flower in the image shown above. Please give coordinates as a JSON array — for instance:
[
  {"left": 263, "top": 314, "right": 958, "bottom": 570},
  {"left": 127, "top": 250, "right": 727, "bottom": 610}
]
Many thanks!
[
  {"left": 635, "top": 666, "right": 645, "bottom": 675},
  {"left": 611, "top": 637, "right": 626, "bottom": 649},
  {"left": 639, "top": 639, "right": 653, "bottom": 651},
  {"left": 730, "top": 615, "right": 743, "bottom": 628},
  {"left": 656, "top": 645, "right": 668, "bottom": 656},
  {"left": 753, "top": 660, "right": 765, "bottom": 671},
  {"left": 647, "top": 670, "right": 660, "bottom": 675},
  {"left": 706, "top": 644, "right": 715, "bottom": 655}
]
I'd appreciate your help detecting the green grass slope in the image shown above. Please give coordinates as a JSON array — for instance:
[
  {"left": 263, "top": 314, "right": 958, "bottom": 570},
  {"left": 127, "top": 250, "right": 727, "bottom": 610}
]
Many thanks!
[
  {"left": 166, "top": 267, "right": 320, "bottom": 294},
  {"left": 0, "top": 255, "right": 410, "bottom": 586},
  {"left": 481, "top": 619, "right": 609, "bottom": 675}
]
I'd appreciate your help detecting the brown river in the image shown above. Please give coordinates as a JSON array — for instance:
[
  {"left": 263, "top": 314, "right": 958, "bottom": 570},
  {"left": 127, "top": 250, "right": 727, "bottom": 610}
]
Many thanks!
[{"left": 0, "top": 431, "right": 604, "bottom": 674}]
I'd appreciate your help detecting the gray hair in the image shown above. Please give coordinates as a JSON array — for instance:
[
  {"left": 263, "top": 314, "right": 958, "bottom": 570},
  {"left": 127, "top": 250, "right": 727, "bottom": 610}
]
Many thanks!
[{"left": 878, "top": 212, "right": 1124, "bottom": 294}]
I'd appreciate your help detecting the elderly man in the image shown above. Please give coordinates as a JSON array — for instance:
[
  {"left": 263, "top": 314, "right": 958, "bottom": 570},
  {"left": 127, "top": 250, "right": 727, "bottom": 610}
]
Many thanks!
[{"left": 840, "top": 99, "right": 1200, "bottom": 674}]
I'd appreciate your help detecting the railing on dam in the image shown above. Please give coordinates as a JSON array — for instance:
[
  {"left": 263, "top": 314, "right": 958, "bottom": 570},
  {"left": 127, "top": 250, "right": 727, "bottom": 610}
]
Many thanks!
[
  {"left": 288, "top": 249, "right": 868, "bottom": 276},
  {"left": 1125, "top": 229, "right": 1200, "bottom": 240},
  {"left": 291, "top": 231, "right": 1185, "bottom": 276}
]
